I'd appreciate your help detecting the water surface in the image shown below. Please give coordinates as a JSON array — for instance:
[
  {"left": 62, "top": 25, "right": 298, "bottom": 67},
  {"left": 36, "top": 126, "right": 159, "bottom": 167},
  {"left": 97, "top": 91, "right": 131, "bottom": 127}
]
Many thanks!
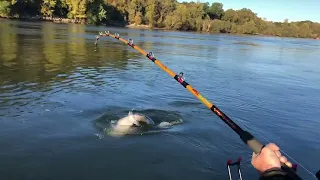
[{"left": 1, "top": 19, "right": 320, "bottom": 180}]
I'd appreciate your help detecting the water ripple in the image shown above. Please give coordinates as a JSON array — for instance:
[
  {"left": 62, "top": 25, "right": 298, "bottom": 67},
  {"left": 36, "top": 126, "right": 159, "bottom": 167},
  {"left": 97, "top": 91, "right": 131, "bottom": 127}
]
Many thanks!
[{"left": 1, "top": 20, "right": 319, "bottom": 180}]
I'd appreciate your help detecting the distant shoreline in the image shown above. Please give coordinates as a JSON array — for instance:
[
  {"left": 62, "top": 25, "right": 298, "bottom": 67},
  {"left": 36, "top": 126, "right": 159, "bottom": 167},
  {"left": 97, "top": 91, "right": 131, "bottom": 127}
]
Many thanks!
[
  {"left": 1, "top": 16, "right": 319, "bottom": 40},
  {"left": 0, "top": 16, "right": 173, "bottom": 32},
  {"left": 0, "top": 16, "right": 87, "bottom": 24},
  {"left": 0, "top": 16, "right": 156, "bottom": 28}
]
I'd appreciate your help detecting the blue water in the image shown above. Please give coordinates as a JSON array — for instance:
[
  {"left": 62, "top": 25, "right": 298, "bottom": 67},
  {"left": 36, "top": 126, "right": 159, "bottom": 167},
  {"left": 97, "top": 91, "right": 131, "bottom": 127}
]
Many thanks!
[{"left": 0, "top": 19, "right": 319, "bottom": 180}]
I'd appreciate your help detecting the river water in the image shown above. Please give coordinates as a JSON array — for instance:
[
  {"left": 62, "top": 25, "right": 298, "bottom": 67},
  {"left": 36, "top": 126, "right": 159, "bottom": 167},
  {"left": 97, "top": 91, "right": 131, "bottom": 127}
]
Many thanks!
[{"left": 0, "top": 19, "right": 319, "bottom": 180}]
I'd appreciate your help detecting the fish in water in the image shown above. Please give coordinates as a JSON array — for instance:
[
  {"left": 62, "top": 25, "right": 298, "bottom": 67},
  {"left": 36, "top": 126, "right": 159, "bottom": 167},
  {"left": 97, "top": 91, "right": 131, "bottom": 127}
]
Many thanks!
[
  {"left": 107, "top": 111, "right": 182, "bottom": 136},
  {"left": 107, "top": 112, "right": 154, "bottom": 136}
]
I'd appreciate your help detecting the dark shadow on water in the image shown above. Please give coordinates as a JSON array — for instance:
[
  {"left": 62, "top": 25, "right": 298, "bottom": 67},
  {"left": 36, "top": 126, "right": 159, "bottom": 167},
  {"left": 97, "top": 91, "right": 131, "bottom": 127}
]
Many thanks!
[{"left": 233, "top": 41, "right": 260, "bottom": 46}]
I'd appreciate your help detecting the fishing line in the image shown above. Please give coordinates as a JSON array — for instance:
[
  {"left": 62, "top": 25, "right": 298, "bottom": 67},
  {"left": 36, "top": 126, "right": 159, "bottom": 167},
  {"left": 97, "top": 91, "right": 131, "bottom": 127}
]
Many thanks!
[
  {"left": 94, "top": 31, "right": 317, "bottom": 180},
  {"left": 237, "top": 119, "right": 317, "bottom": 179}
]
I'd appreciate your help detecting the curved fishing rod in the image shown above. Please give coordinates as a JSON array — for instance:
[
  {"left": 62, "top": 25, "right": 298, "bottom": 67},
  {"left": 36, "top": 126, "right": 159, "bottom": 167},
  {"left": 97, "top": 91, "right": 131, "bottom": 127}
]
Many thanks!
[{"left": 94, "top": 31, "right": 310, "bottom": 180}]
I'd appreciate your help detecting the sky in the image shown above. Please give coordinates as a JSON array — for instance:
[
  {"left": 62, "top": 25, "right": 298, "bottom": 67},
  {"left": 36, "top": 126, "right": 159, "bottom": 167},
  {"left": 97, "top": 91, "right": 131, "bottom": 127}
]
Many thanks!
[{"left": 178, "top": 0, "right": 320, "bottom": 23}]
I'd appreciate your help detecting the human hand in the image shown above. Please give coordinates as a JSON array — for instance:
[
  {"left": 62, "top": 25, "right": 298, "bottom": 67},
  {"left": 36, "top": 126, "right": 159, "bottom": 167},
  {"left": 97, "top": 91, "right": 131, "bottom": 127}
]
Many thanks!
[{"left": 251, "top": 143, "right": 292, "bottom": 173}]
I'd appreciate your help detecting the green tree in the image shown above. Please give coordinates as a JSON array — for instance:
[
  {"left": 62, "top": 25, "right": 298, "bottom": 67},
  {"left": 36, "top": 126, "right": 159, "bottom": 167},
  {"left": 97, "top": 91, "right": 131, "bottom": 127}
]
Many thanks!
[
  {"left": 53, "top": 0, "right": 68, "bottom": 17},
  {"left": 310, "top": 23, "right": 320, "bottom": 37},
  {"left": 202, "top": 2, "right": 209, "bottom": 14},
  {"left": 65, "top": 0, "right": 87, "bottom": 19},
  {"left": 156, "top": 0, "right": 176, "bottom": 27},
  {"left": 128, "top": 0, "right": 144, "bottom": 24},
  {"left": 165, "top": 3, "right": 187, "bottom": 30},
  {"left": 254, "top": 18, "right": 267, "bottom": 32},
  {"left": 240, "top": 20, "right": 258, "bottom": 34},
  {"left": 135, "top": 11, "right": 143, "bottom": 25},
  {"left": 1, "top": 0, "right": 319, "bottom": 38},
  {"left": 0, "top": 1, "right": 11, "bottom": 17},
  {"left": 298, "top": 23, "right": 311, "bottom": 38},
  {"left": 222, "top": 9, "right": 237, "bottom": 22},
  {"left": 10, "top": 0, "right": 41, "bottom": 16},
  {"left": 165, "top": 2, "right": 206, "bottom": 31},
  {"left": 87, "top": 0, "right": 107, "bottom": 25},
  {"left": 202, "top": 17, "right": 212, "bottom": 32},
  {"left": 207, "top": 2, "right": 224, "bottom": 20},
  {"left": 235, "top": 8, "right": 256, "bottom": 25},
  {"left": 211, "top": 19, "right": 223, "bottom": 33},
  {"left": 41, "top": 0, "right": 56, "bottom": 17},
  {"left": 145, "top": 0, "right": 158, "bottom": 26}
]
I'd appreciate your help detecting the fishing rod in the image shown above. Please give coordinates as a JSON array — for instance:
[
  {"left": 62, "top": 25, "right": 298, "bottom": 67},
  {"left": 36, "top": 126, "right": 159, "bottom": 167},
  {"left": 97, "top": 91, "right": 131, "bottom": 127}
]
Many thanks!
[{"left": 94, "top": 31, "right": 315, "bottom": 180}]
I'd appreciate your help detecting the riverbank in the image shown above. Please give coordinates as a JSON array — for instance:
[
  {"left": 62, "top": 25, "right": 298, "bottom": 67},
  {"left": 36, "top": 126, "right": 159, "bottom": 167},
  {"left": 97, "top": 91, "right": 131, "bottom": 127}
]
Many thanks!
[
  {"left": 1, "top": 16, "right": 319, "bottom": 40},
  {"left": 0, "top": 16, "right": 154, "bottom": 28},
  {"left": 0, "top": 15, "right": 86, "bottom": 24},
  {"left": 0, "top": 16, "right": 167, "bottom": 30},
  {"left": 125, "top": 23, "right": 166, "bottom": 30}
]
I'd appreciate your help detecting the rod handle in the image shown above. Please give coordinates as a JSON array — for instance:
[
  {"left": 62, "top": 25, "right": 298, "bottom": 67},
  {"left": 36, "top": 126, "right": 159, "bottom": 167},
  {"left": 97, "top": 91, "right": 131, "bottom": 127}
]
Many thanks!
[
  {"left": 240, "top": 131, "right": 264, "bottom": 154},
  {"left": 240, "top": 131, "right": 302, "bottom": 180},
  {"left": 247, "top": 137, "right": 264, "bottom": 154}
]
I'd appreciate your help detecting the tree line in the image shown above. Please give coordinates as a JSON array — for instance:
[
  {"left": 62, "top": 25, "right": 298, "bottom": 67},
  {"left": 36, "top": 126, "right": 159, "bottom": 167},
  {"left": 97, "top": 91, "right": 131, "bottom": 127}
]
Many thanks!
[{"left": 0, "top": 0, "right": 319, "bottom": 38}]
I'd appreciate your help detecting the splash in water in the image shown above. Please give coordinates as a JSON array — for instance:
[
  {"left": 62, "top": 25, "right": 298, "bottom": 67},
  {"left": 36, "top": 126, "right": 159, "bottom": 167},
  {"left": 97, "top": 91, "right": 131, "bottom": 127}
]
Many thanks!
[{"left": 94, "top": 108, "right": 183, "bottom": 137}]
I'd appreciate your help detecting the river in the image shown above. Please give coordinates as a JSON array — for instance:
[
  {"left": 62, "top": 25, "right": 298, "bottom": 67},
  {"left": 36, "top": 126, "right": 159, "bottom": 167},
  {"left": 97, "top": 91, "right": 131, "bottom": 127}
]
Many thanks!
[{"left": 0, "top": 19, "right": 319, "bottom": 180}]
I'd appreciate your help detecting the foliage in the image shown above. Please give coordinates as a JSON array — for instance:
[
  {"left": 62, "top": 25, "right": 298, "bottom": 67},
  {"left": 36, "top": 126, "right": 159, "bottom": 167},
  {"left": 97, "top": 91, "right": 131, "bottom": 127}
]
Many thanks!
[
  {"left": 145, "top": 0, "right": 157, "bottom": 26},
  {"left": 134, "top": 11, "right": 142, "bottom": 25},
  {"left": 0, "top": 1, "right": 11, "bottom": 17},
  {"left": 41, "top": 0, "right": 56, "bottom": 17},
  {"left": 165, "top": 2, "right": 205, "bottom": 31},
  {"left": 0, "top": 0, "right": 319, "bottom": 38},
  {"left": 65, "top": 0, "right": 87, "bottom": 19},
  {"left": 87, "top": 0, "right": 107, "bottom": 25},
  {"left": 207, "top": 2, "right": 224, "bottom": 20}
]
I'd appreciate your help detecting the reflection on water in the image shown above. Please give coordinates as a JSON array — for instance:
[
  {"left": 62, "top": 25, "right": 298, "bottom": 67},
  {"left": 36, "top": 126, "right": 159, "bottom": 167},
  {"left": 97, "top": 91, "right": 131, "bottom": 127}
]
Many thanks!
[{"left": 0, "top": 20, "right": 140, "bottom": 116}]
